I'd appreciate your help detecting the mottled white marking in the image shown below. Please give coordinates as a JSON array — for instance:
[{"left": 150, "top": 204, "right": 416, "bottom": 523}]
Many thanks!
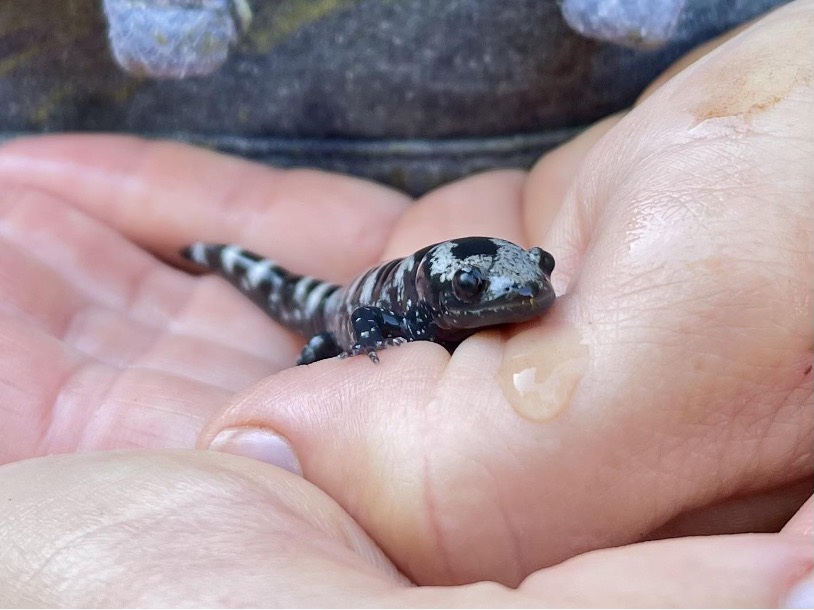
[
  {"left": 345, "top": 268, "right": 371, "bottom": 303},
  {"left": 246, "top": 258, "right": 279, "bottom": 288},
  {"left": 427, "top": 238, "right": 546, "bottom": 297},
  {"left": 394, "top": 255, "right": 417, "bottom": 302},
  {"left": 221, "top": 245, "right": 243, "bottom": 274},
  {"left": 294, "top": 276, "right": 315, "bottom": 303},
  {"left": 189, "top": 242, "right": 207, "bottom": 265},
  {"left": 393, "top": 255, "right": 416, "bottom": 280},
  {"left": 304, "top": 281, "right": 336, "bottom": 317},
  {"left": 357, "top": 269, "right": 380, "bottom": 304},
  {"left": 426, "top": 242, "right": 458, "bottom": 281},
  {"left": 488, "top": 276, "right": 513, "bottom": 294}
]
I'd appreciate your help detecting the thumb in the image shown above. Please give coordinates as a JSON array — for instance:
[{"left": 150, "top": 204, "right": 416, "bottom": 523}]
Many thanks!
[{"left": 196, "top": 311, "right": 662, "bottom": 587}]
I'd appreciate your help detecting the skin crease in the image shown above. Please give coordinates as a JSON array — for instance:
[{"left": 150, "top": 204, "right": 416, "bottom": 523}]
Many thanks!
[{"left": 0, "top": 1, "right": 811, "bottom": 606}]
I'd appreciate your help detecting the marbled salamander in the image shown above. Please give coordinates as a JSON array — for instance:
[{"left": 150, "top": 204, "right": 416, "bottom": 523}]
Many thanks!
[{"left": 181, "top": 237, "right": 556, "bottom": 365}]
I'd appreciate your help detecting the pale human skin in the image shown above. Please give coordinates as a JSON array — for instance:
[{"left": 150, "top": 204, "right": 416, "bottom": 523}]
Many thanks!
[{"left": 0, "top": 1, "right": 811, "bottom": 606}]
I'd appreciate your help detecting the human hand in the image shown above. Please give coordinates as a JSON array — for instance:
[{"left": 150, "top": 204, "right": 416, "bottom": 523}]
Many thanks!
[
  {"left": 199, "top": 0, "right": 811, "bottom": 586},
  {"left": 0, "top": 131, "right": 409, "bottom": 461},
  {"left": 0, "top": 451, "right": 810, "bottom": 606},
  {"left": 0, "top": 0, "right": 811, "bottom": 604}
]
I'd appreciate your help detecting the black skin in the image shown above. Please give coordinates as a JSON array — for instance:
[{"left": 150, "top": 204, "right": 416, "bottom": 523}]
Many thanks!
[
  {"left": 299, "top": 306, "right": 414, "bottom": 365},
  {"left": 298, "top": 305, "right": 467, "bottom": 365},
  {"left": 297, "top": 332, "right": 342, "bottom": 365}
]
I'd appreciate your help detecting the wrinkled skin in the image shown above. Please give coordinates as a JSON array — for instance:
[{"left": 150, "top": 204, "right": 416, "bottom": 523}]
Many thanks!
[{"left": 0, "top": 1, "right": 812, "bottom": 606}]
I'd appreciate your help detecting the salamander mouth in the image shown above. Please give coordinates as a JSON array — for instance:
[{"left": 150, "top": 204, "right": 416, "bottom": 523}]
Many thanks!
[{"left": 439, "top": 290, "right": 555, "bottom": 329}]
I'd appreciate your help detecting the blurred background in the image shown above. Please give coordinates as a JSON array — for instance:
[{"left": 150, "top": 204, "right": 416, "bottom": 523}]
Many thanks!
[{"left": 0, "top": 0, "right": 789, "bottom": 195}]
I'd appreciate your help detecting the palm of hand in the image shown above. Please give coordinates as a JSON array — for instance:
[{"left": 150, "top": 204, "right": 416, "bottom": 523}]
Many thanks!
[{"left": 0, "top": 138, "right": 414, "bottom": 459}]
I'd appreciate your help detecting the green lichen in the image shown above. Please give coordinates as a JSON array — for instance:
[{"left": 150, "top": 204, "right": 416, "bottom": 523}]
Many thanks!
[
  {"left": 30, "top": 82, "right": 74, "bottom": 125},
  {"left": 245, "top": 0, "right": 361, "bottom": 53}
]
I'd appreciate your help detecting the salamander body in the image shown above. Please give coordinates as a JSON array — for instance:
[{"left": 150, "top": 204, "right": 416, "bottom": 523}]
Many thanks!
[{"left": 181, "top": 237, "right": 556, "bottom": 364}]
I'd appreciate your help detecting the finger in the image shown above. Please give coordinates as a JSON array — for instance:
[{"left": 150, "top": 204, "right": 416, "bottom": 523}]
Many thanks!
[
  {"left": 0, "top": 451, "right": 405, "bottom": 607},
  {"left": 540, "top": 0, "right": 813, "bottom": 554},
  {"left": 647, "top": 477, "right": 813, "bottom": 539},
  {"left": 0, "top": 314, "right": 234, "bottom": 464},
  {"left": 1, "top": 451, "right": 810, "bottom": 607},
  {"left": 523, "top": 111, "right": 624, "bottom": 255},
  {"left": 0, "top": 134, "right": 410, "bottom": 280},
  {"left": 0, "top": 183, "right": 190, "bottom": 329},
  {"left": 199, "top": 330, "right": 591, "bottom": 587},
  {"left": 543, "top": 0, "right": 814, "bottom": 290},
  {"left": 515, "top": 534, "right": 813, "bottom": 608},
  {"left": 782, "top": 494, "right": 814, "bottom": 540},
  {"left": 0, "top": 182, "right": 297, "bottom": 368},
  {"left": 0, "top": 186, "right": 299, "bottom": 462},
  {"left": 384, "top": 170, "right": 528, "bottom": 258},
  {"left": 636, "top": 14, "right": 760, "bottom": 102},
  {"left": 780, "top": 495, "right": 814, "bottom": 608}
]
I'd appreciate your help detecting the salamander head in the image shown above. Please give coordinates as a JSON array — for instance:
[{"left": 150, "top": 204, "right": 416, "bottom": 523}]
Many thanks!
[{"left": 416, "top": 237, "right": 556, "bottom": 330}]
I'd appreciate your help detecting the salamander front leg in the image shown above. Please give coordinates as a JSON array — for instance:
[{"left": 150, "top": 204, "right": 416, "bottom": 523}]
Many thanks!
[
  {"left": 344, "top": 306, "right": 409, "bottom": 363},
  {"left": 297, "top": 332, "right": 342, "bottom": 365}
]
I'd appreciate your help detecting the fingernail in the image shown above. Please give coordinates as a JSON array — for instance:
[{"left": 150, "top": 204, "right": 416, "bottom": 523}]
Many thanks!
[
  {"left": 209, "top": 428, "right": 302, "bottom": 475},
  {"left": 784, "top": 572, "right": 814, "bottom": 609}
]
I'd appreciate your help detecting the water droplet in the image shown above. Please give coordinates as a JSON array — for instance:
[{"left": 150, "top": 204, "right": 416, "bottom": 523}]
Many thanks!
[{"left": 498, "top": 324, "right": 588, "bottom": 422}]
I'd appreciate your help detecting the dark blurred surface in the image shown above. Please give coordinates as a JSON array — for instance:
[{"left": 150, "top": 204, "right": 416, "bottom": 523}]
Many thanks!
[{"left": 0, "top": 0, "right": 789, "bottom": 194}]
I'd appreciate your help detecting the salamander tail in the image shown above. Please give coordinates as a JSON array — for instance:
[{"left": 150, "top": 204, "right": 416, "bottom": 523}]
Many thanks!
[{"left": 179, "top": 242, "right": 339, "bottom": 337}]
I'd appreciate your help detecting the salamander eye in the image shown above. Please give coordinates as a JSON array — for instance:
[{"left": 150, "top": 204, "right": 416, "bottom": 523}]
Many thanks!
[
  {"left": 452, "top": 268, "right": 486, "bottom": 300},
  {"left": 530, "top": 247, "right": 555, "bottom": 276},
  {"left": 541, "top": 251, "right": 555, "bottom": 276}
]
